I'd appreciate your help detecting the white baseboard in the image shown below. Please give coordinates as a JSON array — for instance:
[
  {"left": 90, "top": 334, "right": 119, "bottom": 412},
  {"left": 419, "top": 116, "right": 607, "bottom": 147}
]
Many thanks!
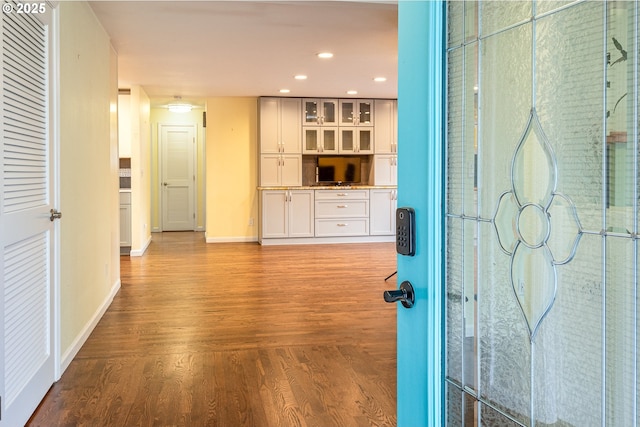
[
  {"left": 59, "top": 278, "right": 121, "bottom": 375},
  {"left": 130, "top": 234, "right": 152, "bottom": 257},
  {"left": 205, "top": 235, "right": 258, "bottom": 243},
  {"left": 259, "top": 235, "right": 395, "bottom": 245}
]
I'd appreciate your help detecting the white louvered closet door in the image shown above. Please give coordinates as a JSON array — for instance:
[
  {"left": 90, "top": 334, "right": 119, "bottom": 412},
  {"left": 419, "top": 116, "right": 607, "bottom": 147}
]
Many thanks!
[{"left": 0, "top": 2, "right": 57, "bottom": 426}]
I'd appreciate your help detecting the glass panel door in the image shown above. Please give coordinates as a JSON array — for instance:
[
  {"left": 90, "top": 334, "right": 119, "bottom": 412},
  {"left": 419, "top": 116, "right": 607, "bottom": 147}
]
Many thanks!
[
  {"left": 303, "top": 128, "right": 319, "bottom": 153},
  {"left": 322, "top": 100, "right": 337, "bottom": 125},
  {"left": 445, "top": 1, "right": 639, "bottom": 426},
  {"left": 339, "top": 100, "right": 356, "bottom": 126},
  {"left": 303, "top": 99, "right": 319, "bottom": 124},
  {"left": 323, "top": 128, "right": 337, "bottom": 152},
  {"left": 358, "top": 100, "right": 373, "bottom": 125}
]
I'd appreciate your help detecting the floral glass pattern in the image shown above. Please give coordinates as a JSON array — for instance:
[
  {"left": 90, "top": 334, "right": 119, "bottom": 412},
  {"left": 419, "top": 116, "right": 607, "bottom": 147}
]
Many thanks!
[{"left": 493, "top": 109, "right": 583, "bottom": 341}]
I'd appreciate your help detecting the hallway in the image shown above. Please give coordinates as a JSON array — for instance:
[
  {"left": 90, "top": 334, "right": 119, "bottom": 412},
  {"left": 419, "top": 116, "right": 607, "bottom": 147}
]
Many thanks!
[{"left": 28, "top": 233, "right": 398, "bottom": 426}]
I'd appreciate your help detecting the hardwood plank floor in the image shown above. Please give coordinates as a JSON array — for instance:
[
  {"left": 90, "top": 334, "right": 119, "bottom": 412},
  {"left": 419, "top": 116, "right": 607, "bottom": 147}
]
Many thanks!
[{"left": 28, "top": 232, "right": 398, "bottom": 426}]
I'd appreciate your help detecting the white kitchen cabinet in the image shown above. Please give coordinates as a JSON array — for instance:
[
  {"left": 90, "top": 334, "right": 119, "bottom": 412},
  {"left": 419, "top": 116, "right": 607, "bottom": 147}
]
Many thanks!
[
  {"left": 261, "top": 190, "right": 314, "bottom": 239},
  {"left": 373, "top": 154, "right": 398, "bottom": 185},
  {"left": 302, "top": 99, "right": 338, "bottom": 126},
  {"left": 370, "top": 189, "right": 397, "bottom": 235},
  {"left": 339, "top": 99, "right": 374, "bottom": 126},
  {"left": 374, "top": 99, "right": 397, "bottom": 153},
  {"left": 259, "top": 97, "right": 301, "bottom": 154},
  {"left": 303, "top": 126, "right": 339, "bottom": 154},
  {"left": 260, "top": 154, "right": 302, "bottom": 186},
  {"left": 315, "top": 189, "right": 369, "bottom": 237},
  {"left": 339, "top": 127, "right": 374, "bottom": 154},
  {"left": 119, "top": 191, "right": 132, "bottom": 251}
]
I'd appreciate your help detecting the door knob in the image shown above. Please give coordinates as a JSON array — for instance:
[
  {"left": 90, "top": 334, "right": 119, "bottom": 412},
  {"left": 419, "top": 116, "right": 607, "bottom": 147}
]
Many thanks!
[
  {"left": 49, "top": 209, "right": 62, "bottom": 221},
  {"left": 163, "top": 182, "right": 168, "bottom": 186},
  {"left": 384, "top": 280, "right": 415, "bottom": 308}
]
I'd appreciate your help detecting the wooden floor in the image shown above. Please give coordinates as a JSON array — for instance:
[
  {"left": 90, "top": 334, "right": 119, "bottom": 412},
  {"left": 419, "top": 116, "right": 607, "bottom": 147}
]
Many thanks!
[{"left": 28, "top": 232, "right": 398, "bottom": 426}]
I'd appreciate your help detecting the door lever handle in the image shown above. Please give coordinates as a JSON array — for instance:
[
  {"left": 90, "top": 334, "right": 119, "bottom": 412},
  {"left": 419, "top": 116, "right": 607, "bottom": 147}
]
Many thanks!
[
  {"left": 50, "top": 209, "right": 62, "bottom": 221},
  {"left": 383, "top": 281, "right": 414, "bottom": 308}
]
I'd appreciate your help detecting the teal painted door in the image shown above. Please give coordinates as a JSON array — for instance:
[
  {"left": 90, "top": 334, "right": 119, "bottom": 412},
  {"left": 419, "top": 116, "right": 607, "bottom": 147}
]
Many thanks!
[{"left": 396, "top": 2, "right": 445, "bottom": 426}]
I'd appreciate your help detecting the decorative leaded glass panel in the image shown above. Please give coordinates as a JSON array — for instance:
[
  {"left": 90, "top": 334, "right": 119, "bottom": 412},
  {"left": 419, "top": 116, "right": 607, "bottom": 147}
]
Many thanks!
[
  {"left": 479, "top": 24, "right": 531, "bottom": 219},
  {"left": 536, "top": 1, "right": 605, "bottom": 233},
  {"left": 480, "top": 1, "right": 531, "bottom": 38},
  {"left": 446, "top": 1, "right": 638, "bottom": 426},
  {"left": 478, "top": 222, "right": 530, "bottom": 425},
  {"left": 605, "top": 236, "right": 636, "bottom": 426},
  {"left": 446, "top": 216, "right": 463, "bottom": 385},
  {"left": 463, "top": 43, "right": 478, "bottom": 219},
  {"left": 448, "top": 47, "right": 464, "bottom": 216}
]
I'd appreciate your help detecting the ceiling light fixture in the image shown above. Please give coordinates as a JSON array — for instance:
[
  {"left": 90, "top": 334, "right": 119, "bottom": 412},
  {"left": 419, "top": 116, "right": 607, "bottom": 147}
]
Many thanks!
[
  {"left": 167, "top": 96, "right": 192, "bottom": 113},
  {"left": 317, "top": 52, "right": 333, "bottom": 59},
  {"left": 280, "top": 89, "right": 291, "bottom": 93},
  {"left": 346, "top": 90, "right": 358, "bottom": 95},
  {"left": 294, "top": 75, "right": 308, "bottom": 80},
  {"left": 373, "top": 77, "right": 387, "bottom": 82}
]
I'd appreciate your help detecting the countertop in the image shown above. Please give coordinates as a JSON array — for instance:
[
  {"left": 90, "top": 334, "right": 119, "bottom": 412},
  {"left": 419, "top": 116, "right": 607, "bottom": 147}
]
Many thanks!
[{"left": 258, "top": 185, "right": 397, "bottom": 191}]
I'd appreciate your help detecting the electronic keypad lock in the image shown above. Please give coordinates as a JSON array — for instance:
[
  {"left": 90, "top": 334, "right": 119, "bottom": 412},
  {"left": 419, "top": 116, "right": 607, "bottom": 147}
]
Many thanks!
[{"left": 396, "top": 207, "right": 415, "bottom": 256}]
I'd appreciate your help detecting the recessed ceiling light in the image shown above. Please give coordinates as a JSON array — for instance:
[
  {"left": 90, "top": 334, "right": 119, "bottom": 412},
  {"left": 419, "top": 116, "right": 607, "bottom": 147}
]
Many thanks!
[
  {"left": 317, "top": 52, "right": 333, "bottom": 59},
  {"left": 373, "top": 77, "right": 387, "bottom": 82},
  {"left": 279, "top": 89, "right": 291, "bottom": 94},
  {"left": 294, "top": 75, "right": 307, "bottom": 80},
  {"left": 346, "top": 90, "right": 358, "bottom": 95}
]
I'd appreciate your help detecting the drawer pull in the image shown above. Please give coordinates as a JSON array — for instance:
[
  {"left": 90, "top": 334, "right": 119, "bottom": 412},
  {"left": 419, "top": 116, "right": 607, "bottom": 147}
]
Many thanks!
[
  {"left": 337, "top": 193, "right": 348, "bottom": 196},
  {"left": 337, "top": 223, "right": 348, "bottom": 227},
  {"left": 337, "top": 205, "right": 348, "bottom": 208}
]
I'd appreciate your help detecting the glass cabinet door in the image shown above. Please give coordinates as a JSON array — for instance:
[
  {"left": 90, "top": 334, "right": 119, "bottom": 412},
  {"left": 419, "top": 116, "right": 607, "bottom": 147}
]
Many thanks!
[
  {"left": 357, "top": 100, "right": 373, "bottom": 125},
  {"left": 322, "top": 100, "right": 338, "bottom": 125},
  {"left": 340, "top": 128, "right": 355, "bottom": 152},
  {"left": 303, "top": 99, "right": 320, "bottom": 125},
  {"left": 339, "top": 100, "right": 356, "bottom": 126},
  {"left": 358, "top": 128, "right": 373, "bottom": 153},
  {"left": 303, "top": 128, "right": 320, "bottom": 153},
  {"left": 304, "top": 127, "right": 338, "bottom": 153},
  {"left": 304, "top": 99, "right": 338, "bottom": 126},
  {"left": 322, "top": 128, "right": 338, "bottom": 153}
]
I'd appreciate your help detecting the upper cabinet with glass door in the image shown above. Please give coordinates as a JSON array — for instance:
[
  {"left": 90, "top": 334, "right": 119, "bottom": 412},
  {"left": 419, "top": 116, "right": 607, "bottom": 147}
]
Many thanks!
[
  {"left": 339, "top": 99, "right": 374, "bottom": 126},
  {"left": 339, "top": 127, "right": 374, "bottom": 154},
  {"left": 303, "top": 127, "right": 339, "bottom": 154},
  {"left": 303, "top": 99, "right": 338, "bottom": 126}
]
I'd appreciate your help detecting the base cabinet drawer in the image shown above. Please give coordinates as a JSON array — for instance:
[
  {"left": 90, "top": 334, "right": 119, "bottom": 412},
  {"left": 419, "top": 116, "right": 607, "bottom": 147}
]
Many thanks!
[
  {"left": 315, "top": 218, "right": 369, "bottom": 237},
  {"left": 315, "top": 200, "right": 369, "bottom": 218}
]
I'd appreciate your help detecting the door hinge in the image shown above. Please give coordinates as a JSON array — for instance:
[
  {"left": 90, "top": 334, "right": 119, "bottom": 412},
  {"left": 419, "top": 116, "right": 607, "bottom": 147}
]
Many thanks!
[{"left": 193, "top": 213, "right": 195, "bottom": 219}]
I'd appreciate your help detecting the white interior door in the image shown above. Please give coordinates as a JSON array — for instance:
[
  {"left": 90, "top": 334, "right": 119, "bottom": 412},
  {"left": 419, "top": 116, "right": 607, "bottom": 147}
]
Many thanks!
[
  {"left": 160, "top": 125, "right": 195, "bottom": 231},
  {"left": 0, "top": 3, "right": 57, "bottom": 425}
]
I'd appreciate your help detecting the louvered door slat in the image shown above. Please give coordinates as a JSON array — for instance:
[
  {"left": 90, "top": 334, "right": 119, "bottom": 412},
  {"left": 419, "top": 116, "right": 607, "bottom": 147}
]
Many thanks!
[
  {"left": 2, "top": 4, "right": 48, "bottom": 214},
  {"left": 3, "top": 45, "right": 46, "bottom": 86},
  {"left": 3, "top": 233, "right": 49, "bottom": 406}
]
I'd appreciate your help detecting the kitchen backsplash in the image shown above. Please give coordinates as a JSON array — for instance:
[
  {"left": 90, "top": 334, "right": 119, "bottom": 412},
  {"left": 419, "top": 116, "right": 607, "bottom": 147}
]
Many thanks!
[{"left": 119, "top": 157, "right": 131, "bottom": 188}]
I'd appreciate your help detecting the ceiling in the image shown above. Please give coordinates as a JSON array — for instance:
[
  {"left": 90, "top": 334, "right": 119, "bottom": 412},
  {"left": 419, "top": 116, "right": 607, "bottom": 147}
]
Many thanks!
[{"left": 88, "top": 1, "right": 398, "bottom": 108}]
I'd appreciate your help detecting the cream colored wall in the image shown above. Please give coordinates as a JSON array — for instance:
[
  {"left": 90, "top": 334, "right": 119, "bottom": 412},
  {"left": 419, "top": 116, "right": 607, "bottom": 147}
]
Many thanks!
[
  {"left": 128, "top": 86, "right": 152, "bottom": 253},
  {"left": 149, "top": 108, "right": 206, "bottom": 231},
  {"left": 117, "top": 94, "right": 131, "bottom": 157},
  {"left": 59, "top": 1, "right": 120, "bottom": 361},
  {"left": 205, "top": 97, "right": 258, "bottom": 242}
]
